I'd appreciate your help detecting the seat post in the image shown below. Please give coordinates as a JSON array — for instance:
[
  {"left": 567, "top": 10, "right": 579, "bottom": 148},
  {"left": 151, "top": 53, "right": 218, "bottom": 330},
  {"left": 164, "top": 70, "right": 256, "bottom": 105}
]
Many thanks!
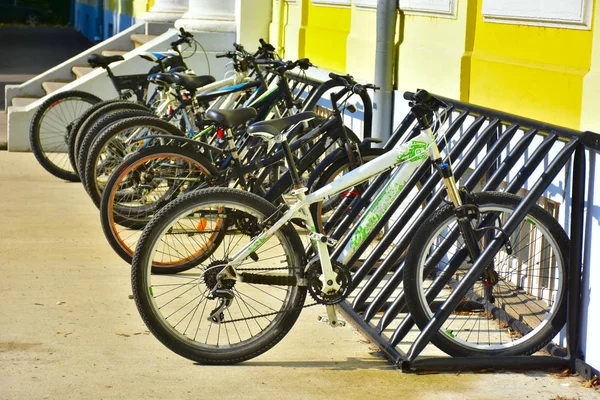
[{"left": 281, "top": 139, "right": 303, "bottom": 189}]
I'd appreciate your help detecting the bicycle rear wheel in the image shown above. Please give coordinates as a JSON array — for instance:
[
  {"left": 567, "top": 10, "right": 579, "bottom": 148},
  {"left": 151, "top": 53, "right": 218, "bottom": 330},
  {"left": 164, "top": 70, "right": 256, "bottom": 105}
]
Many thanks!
[
  {"left": 132, "top": 187, "right": 307, "bottom": 364},
  {"left": 403, "top": 191, "right": 568, "bottom": 357},
  {"left": 29, "top": 90, "right": 101, "bottom": 181}
]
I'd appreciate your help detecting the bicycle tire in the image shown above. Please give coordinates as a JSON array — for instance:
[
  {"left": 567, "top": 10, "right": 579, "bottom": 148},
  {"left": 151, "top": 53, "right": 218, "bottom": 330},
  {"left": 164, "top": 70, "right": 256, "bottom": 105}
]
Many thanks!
[
  {"left": 403, "top": 191, "right": 568, "bottom": 357},
  {"left": 71, "top": 100, "right": 150, "bottom": 174},
  {"left": 83, "top": 115, "right": 178, "bottom": 208},
  {"left": 29, "top": 90, "right": 101, "bottom": 181},
  {"left": 66, "top": 99, "right": 136, "bottom": 174},
  {"left": 77, "top": 107, "right": 155, "bottom": 185},
  {"left": 132, "top": 187, "right": 307, "bottom": 364},
  {"left": 100, "top": 145, "right": 219, "bottom": 266}
]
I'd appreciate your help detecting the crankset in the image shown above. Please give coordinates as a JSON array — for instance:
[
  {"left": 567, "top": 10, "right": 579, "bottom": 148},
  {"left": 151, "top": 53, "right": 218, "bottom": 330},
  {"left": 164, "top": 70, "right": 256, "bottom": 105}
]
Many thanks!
[{"left": 306, "top": 260, "right": 352, "bottom": 305}]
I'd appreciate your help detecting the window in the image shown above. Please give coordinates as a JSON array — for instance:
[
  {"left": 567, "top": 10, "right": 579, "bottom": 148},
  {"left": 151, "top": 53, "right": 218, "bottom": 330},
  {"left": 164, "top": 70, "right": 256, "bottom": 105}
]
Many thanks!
[
  {"left": 398, "top": 0, "right": 457, "bottom": 18},
  {"left": 482, "top": 0, "right": 592, "bottom": 29}
]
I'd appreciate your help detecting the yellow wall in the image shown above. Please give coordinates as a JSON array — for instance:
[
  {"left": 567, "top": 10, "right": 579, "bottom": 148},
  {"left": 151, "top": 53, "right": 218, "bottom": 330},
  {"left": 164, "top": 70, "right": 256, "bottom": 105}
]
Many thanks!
[
  {"left": 397, "top": 0, "right": 476, "bottom": 100},
  {"left": 270, "top": 0, "right": 599, "bottom": 130},
  {"left": 346, "top": 5, "right": 377, "bottom": 80},
  {"left": 469, "top": 2, "right": 594, "bottom": 129},
  {"left": 303, "top": 2, "right": 351, "bottom": 72},
  {"left": 103, "top": 0, "right": 152, "bottom": 17}
]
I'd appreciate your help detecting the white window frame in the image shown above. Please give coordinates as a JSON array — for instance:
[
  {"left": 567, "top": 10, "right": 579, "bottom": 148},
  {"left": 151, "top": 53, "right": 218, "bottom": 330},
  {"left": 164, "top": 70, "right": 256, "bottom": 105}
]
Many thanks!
[
  {"left": 354, "top": 0, "right": 377, "bottom": 9},
  {"left": 398, "top": 0, "right": 457, "bottom": 19},
  {"left": 311, "top": 0, "right": 352, "bottom": 8},
  {"left": 482, "top": 0, "right": 593, "bottom": 30}
]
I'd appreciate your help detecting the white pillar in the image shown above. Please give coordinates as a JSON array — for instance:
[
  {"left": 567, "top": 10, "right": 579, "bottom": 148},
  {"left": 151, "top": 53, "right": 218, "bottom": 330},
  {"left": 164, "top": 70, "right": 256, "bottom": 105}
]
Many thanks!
[
  {"left": 175, "top": 0, "right": 236, "bottom": 33},
  {"left": 236, "top": 0, "right": 271, "bottom": 51},
  {"left": 143, "top": 0, "right": 189, "bottom": 23}
]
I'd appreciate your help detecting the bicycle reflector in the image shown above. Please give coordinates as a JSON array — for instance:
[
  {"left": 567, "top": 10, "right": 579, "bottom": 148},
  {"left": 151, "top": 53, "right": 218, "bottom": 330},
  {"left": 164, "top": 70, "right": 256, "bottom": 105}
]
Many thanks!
[{"left": 197, "top": 218, "right": 208, "bottom": 232}]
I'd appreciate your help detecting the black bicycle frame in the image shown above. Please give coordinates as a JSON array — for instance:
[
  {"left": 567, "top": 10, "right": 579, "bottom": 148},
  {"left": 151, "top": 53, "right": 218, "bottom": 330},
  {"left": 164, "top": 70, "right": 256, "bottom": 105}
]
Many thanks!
[{"left": 103, "top": 54, "right": 188, "bottom": 104}]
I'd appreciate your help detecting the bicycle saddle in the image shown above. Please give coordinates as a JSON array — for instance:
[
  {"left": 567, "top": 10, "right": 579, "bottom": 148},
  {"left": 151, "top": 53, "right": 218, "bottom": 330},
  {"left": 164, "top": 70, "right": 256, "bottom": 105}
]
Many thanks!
[
  {"left": 139, "top": 51, "right": 178, "bottom": 62},
  {"left": 206, "top": 108, "right": 257, "bottom": 128},
  {"left": 148, "top": 73, "right": 215, "bottom": 92},
  {"left": 87, "top": 54, "right": 125, "bottom": 68},
  {"left": 247, "top": 112, "right": 316, "bottom": 137}
]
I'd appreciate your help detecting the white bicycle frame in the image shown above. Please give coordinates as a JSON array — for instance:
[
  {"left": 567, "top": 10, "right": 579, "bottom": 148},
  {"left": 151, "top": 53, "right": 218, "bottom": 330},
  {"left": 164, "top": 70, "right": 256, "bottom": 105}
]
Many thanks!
[{"left": 221, "top": 123, "right": 462, "bottom": 324}]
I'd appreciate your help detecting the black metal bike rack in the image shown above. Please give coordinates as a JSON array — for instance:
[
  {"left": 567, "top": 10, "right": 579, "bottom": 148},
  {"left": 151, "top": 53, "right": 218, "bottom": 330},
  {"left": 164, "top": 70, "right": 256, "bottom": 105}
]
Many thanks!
[{"left": 326, "top": 93, "right": 600, "bottom": 375}]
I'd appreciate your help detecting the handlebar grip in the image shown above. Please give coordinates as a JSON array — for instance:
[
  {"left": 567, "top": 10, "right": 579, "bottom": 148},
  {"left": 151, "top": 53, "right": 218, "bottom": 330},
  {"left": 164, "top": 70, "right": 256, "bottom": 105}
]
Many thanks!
[
  {"left": 259, "top": 38, "right": 276, "bottom": 52},
  {"left": 233, "top": 43, "right": 245, "bottom": 53},
  {"left": 352, "top": 84, "right": 365, "bottom": 95},
  {"left": 295, "top": 58, "right": 312, "bottom": 70},
  {"left": 403, "top": 92, "right": 414, "bottom": 101},
  {"left": 179, "top": 27, "right": 193, "bottom": 38},
  {"left": 216, "top": 53, "right": 229, "bottom": 59},
  {"left": 329, "top": 72, "right": 348, "bottom": 81}
]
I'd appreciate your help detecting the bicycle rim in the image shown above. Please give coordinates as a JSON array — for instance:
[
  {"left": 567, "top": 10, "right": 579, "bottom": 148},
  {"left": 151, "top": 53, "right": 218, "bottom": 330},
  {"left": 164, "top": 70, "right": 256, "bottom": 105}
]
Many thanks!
[
  {"left": 34, "top": 95, "right": 98, "bottom": 179},
  {"left": 105, "top": 152, "right": 215, "bottom": 267},
  {"left": 133, "top": 191, "right": 304, "bottom": 362}
]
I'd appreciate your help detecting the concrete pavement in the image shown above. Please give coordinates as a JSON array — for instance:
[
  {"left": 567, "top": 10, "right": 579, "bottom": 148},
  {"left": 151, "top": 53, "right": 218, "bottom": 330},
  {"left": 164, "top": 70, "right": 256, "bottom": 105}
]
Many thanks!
[{"left": 0, "top": 151, "right": 599, "bottom": 399}]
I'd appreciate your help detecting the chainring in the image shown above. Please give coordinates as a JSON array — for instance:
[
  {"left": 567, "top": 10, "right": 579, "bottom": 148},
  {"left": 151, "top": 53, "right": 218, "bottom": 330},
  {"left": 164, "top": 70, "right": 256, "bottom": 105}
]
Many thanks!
[{"left": 306, "top": 261, "right": 352, "bottom": 305}]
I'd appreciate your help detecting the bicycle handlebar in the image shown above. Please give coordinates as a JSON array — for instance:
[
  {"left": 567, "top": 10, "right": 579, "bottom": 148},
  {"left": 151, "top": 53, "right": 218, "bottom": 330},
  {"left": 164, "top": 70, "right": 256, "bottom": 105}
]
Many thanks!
[
  {"left": 170, "top": 28, "right": 194, "bottom": 49},
  {"left": 259, "top": 38, "right": 276, "bottom": 52},
  {"left": 216, "top": 51, "right": 236, "bottom": 59},
  {"left": 178, "top": 27, "right": 193, "bottom": 38},
  {"left": 254, "top": 58, "right": 314, "bottom": 71},
  {"left": 328, "top": 72, "right": 379, "bottom": 95},
  {"left": 403, "top": 89, "right": 445, "bottom": 111}
]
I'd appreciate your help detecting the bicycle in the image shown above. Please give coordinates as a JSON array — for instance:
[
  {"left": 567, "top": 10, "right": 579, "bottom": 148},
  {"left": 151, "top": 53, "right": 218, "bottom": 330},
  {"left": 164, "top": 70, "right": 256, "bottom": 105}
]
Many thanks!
[
  {"left": 29, "top": 28, "right": 196, "bottom": 182},
  {"left": 72, "top": 39, "right": 280, "bottom": 197},
  {"left": 81, "top": 55, "right": 319, "bottom": 208},
  {"left": 129, "top": 89, "right": 568, "bottom": 364},
  {"left": 99, "top": 74, "right": 378, "bottom": 267}
]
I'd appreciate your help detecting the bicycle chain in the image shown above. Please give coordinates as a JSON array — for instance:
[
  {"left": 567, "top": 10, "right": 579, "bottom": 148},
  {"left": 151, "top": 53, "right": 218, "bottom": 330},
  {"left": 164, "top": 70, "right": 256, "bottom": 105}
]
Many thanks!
[
  {"left": 220, "top": 301, "right": 319, "bottom": 324},
  {"left": 218, "top": 266, "right": 318, "bottom": 324}
]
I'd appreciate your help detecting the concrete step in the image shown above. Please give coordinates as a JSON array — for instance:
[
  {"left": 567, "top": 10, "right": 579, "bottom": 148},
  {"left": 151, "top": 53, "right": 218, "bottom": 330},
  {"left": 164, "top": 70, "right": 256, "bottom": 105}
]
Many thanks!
[
  {"left": 101, "top": 50, "right": 128, "bottom": 57},
  {"left": 131, "top": 34, "right": 158, "bottom": 48},
  {"left": 11, "top": 97, "right": 40, "bottom": 107},
  {"left": 42, "top": 81, "right": 69, "bottom": 95},
  {"left": 71, "top": 66, "right": 95, "bottom": 79}
]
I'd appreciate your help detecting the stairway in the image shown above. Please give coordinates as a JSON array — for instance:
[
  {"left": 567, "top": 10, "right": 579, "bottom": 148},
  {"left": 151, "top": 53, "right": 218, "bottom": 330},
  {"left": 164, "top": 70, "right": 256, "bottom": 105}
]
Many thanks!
[
  {"left": 5, "top": 22, "right": 234, "bottom": 151},
  {"left": 9, "top": 35, "right": 158, "bottom": 108}
]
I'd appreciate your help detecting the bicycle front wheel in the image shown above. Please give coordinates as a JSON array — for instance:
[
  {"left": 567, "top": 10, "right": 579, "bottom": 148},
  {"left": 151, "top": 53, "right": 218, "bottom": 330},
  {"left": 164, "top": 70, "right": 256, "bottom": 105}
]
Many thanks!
[
  {"left": 100, "top": 145, "right": 218, "bottom": 266},
  {"left": 83, "top": 115, "right": 175, "bottom": 208},
  {"left": 29, "top": 90, "right": 101, "bottom": 181},
  {"left": 73, "top": 100, "right": 151, "bottom": 175},
  {"left": 403, "top": 191, "right": 568, "bottom": 357},
  {"left": 132, "top": 187, "right": 307, "bottom": 364}
]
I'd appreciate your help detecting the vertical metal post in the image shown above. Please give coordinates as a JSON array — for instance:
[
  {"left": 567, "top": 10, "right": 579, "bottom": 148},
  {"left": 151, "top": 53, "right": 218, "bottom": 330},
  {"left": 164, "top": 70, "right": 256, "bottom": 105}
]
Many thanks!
[{"left": 568, "top": 143, "right": 585, "bottom": 366}]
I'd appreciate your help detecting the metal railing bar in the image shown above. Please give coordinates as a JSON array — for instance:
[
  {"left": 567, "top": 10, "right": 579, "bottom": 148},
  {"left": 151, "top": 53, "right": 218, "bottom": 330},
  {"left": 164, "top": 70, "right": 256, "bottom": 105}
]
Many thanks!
[
  {"left": 376, "top": 124, "right": 522, "bottom": 332},
  {"left": 349, "top": 117, "right": 494, "bottom": 308},
  {"left": 405, "top": 140, "right": 578, "bottom": 361}
]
